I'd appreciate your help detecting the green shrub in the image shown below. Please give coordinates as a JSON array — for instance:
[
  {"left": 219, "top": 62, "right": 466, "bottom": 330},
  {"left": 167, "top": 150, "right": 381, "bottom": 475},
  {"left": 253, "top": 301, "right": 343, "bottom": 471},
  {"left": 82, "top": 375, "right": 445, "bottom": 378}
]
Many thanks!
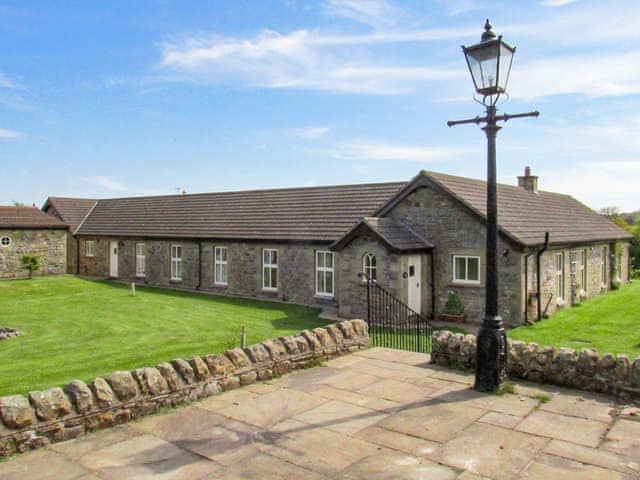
[
  {"left": 444, "top": 291, "right": 465, "bottom": 315},
  {"left": 20, "top": 255, "right": 41, "bottom": 279}
]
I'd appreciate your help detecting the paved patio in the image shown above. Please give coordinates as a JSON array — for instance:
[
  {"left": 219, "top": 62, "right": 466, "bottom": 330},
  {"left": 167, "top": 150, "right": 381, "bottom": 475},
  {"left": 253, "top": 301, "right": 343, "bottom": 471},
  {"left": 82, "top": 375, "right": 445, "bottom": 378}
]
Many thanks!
[{"left": 1, "top": 348, "right": 639, "bottom": 479}]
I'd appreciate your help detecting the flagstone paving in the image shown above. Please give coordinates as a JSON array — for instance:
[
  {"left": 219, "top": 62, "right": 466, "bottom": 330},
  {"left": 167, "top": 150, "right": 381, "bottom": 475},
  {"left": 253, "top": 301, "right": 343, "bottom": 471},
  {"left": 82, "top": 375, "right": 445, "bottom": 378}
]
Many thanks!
[{"left": 1, "top": 347, "right": 639, "bottom": 479}]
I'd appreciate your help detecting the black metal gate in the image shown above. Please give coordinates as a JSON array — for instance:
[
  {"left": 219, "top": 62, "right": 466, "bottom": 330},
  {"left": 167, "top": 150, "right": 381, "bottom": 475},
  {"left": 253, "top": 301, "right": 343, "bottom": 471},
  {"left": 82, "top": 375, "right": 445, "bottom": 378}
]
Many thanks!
[{"left": 361, "top": 273, "right": 433, "bottom": 353}]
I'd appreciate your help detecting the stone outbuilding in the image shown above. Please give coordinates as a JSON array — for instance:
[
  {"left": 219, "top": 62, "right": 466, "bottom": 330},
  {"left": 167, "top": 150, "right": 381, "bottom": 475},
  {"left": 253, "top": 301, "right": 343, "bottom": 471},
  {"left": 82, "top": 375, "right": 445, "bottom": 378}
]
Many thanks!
[
  {"left": 68, "top": 168, "right": 631, "bottom": 326},
  {"left": 0, "top": 206, "right": 69, "bottom": 279},
  {"left": 42, "top": 197, "right": 96, "bottom": 274}
]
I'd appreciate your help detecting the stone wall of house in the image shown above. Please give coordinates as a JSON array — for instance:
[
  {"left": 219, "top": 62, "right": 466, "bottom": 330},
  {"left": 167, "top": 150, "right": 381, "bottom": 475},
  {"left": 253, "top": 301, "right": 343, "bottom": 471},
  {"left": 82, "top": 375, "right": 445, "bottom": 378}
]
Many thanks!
[
  {"left": 0, "top": 319, "right": 368, "bottom": 458},
  {"left": 523, "top": 241, "right": 630, "bottom": 321},
  {"left": 387, "top": 183, "right": 522, "bottom": 326},
  {"left": 431, "top": 330, "right": 640, "bottom": 399},
  {"left": 0, "top": 229, "right": 67, "bottom": 279},
  {"left": 78, "top": 237, "right": 339, "bottom": 310}
]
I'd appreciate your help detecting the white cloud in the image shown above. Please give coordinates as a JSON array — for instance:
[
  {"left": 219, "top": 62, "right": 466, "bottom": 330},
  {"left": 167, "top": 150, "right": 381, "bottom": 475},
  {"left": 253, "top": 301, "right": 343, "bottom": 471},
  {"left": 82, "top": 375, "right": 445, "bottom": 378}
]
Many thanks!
[
  {"left": 541, "top": 0, "right": 580, "bottom": 6},
  {"left": 287, "top": 126, "right": 330, "bottom": 139},
  {"left": 509, "top": 50, "right": 640, "bottom": 99},
  {"left": 158, "top": 28, "right": 467, "bottom": 95},
  {"left": 81, "top": 176, "right": 127, "bottom": 191},
  {"left": 322, "top": 0, "right": 404, "bottom": 28},
  {"left": 0, "top": 128, "right": 23, "bottom": 139},
  {"left": 542, "top": 161, "right": 640, "bottom": 212},
  {"left": 328, "top": 141, "right": 470, "bottom": 162},
  {"left": 0, "top": 72, "right": 17, "bottom": 89}
]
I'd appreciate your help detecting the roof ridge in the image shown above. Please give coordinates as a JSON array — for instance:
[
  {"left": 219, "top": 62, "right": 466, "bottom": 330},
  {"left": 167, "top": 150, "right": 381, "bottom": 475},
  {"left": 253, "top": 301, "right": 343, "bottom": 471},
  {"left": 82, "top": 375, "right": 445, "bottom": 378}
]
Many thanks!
[
  {"left": 92, "top": 180, "right": 407, "bottom": 203},
  {"left": 74, "top": 201, "right": 99, "bottom": 235}
]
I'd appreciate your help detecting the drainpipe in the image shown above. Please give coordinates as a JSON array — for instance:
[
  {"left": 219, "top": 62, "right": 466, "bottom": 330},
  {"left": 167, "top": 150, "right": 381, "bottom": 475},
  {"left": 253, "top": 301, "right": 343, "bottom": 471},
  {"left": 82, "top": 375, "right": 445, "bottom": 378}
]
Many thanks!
[
  {"left": 196, "top": 241, "right": 202, "bottom": 290},
  {"left": 524, "top": 251, "right": 534, "bottom": 324},
  {"left": 536, "top": 232, "right": 550, "bottom": 321},
  {"left": 429, "top": 248, "right": 436, "bottom": 320}
]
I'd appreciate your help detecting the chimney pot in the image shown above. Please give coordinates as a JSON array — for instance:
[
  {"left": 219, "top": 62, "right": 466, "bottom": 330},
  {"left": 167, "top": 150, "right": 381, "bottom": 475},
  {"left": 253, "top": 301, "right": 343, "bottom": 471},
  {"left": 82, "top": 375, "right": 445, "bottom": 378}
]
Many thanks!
[{"left": 518, "top": 166, "right": 538, "bottom": 193}]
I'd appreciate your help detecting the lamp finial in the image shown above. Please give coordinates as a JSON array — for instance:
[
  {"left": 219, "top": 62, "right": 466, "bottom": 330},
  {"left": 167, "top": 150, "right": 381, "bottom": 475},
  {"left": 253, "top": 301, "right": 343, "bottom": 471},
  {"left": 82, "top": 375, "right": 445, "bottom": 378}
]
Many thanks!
[{"left": 481, "top": 19, "right": 496, "bottom": 42}]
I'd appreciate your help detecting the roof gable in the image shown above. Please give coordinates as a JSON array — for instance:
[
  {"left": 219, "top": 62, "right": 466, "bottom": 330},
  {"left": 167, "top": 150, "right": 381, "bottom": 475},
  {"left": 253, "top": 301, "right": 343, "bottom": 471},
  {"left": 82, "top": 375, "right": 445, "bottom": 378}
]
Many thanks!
[
  {"left": 42, "top": 197, "right": 97, "bottom": 232},
  {"left": 331, "top": 217, "right": 434, "bottom": 253},
  {"left": 377, "top": 170, "right": 631, "bottom": 247}
]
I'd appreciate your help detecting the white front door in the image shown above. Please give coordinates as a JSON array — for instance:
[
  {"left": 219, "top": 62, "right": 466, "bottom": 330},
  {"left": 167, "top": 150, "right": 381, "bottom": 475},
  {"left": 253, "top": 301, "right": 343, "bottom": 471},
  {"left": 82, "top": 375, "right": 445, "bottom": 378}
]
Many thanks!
[
  {"left": 109, "top": 241, "right": 119, "bottom": 277},
  {"left": 407, "top": 255, "right": 421, "bottom": 314}
]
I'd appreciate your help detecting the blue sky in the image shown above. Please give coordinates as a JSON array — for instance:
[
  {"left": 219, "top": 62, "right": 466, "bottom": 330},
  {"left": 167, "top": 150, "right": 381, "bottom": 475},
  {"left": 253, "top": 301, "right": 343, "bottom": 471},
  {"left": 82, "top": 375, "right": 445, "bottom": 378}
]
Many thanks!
[{"left": 1, "top": 0, "right": 639, "bottom": 211}]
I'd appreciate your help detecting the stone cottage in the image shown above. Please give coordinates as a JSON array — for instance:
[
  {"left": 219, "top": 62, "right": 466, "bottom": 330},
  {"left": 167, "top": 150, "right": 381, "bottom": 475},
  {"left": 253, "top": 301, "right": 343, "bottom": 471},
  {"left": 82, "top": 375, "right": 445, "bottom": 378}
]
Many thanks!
[
  {"left": 42, "top": 197, "right": 97, "bottom": 274},
  {"left": 70, "top": 168, "right": 631, "bottom": 326},
  {"left": 0, "top": 206, "right": 68, "bottom": 278}
]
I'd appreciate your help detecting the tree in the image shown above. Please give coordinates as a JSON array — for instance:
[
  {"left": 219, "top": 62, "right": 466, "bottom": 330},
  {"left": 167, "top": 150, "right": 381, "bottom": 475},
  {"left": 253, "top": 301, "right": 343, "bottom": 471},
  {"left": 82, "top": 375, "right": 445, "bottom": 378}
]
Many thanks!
[
  {"left": 599, "top": 206, "right": 620, "bottom": 217},
  {"left": 21, "top": 255, "right": 41, "bottom": 279}
]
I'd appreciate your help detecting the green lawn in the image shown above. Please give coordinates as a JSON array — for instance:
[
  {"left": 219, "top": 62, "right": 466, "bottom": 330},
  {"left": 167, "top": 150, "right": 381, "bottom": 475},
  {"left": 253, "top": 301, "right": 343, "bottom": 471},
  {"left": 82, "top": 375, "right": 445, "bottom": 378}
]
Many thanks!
[
  {"left": 509, "top": 281, "right": 640, "bottom": 356},
  {"left": 0, "top": 276, "right": 327, "bottom": 396}
]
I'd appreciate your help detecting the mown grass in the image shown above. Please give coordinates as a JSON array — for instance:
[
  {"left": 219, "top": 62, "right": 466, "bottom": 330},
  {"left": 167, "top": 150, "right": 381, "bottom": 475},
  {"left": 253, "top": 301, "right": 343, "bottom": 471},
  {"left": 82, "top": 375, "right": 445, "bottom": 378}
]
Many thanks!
[
  {"left": 0, "top": 276, "right": 327, "bottom": 395},
  {"left": 509, "top": 281, "right": 640, "bottom": 356}
]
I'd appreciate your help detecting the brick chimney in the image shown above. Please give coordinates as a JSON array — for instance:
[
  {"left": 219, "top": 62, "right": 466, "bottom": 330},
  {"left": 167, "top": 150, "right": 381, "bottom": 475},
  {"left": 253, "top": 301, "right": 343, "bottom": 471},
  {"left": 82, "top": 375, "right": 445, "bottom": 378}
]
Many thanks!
[{"left": 518, "top": 166, "right": 538, "bottom": 193}]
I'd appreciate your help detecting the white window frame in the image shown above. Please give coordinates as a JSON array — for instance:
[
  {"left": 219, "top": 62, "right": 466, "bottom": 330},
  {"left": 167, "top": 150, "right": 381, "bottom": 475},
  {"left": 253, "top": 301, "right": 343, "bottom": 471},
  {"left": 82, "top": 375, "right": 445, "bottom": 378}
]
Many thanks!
[
  {"left": 601, "top": 246, "right": 608, "bottom": 285},
  {"left": 556, "top": 252, "right": 565, "bottom": 300},
  {"left": 135, "top": 243, "right": 146, "bottom": 278},
  {"left": 171, "top": 244, "right": 183, "bottom": 281},
  {"left": 214, "top": 246, "right": 228, "bottom": 286},
  {"left": 85, "top": 240, "right": 94, "bottom": 257},
  {"left": 262, "top": 248, "right": 278, "bottom": 291},
  {"left": 363, "top": 252, "right": 377, "bottom": 281},
  {"left": 316, "top": 250, "right": 334, "bottom": 297},
  {"left": 452, "top": 255, "right": 481, "bottom": 285},
  {"left": 578, "top": 249, "right": 588, "bottom": 292},
  {"left": 0, "top": 236, "right": 11, "bottom": 247},
  {"left": 615, "top": 251, "right": 623, "bottom": 282}
]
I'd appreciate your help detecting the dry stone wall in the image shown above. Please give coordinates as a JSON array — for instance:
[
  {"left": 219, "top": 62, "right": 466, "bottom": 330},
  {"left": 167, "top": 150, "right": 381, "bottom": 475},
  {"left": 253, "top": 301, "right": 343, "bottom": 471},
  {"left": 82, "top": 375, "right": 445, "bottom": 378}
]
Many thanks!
[
  {"left": 0, "top": 319, "right": 369, "bottom": 458},
  {"left": 432, "top": 330, "right": 640, "bottom": 399}
]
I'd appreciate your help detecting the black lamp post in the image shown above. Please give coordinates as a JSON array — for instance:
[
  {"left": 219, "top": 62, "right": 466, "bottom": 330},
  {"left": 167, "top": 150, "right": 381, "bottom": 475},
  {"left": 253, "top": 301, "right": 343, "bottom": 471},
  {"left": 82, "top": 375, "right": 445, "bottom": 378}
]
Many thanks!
[{"left": 448, "top": 20, "right": 539, "bottom": 392}]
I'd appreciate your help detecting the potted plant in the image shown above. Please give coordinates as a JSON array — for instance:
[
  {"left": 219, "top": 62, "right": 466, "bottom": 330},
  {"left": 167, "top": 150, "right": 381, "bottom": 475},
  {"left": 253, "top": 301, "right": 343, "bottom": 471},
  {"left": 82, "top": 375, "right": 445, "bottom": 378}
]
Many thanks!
[{"left": 440, "top": 291, "right": 465, "bottom": 323}]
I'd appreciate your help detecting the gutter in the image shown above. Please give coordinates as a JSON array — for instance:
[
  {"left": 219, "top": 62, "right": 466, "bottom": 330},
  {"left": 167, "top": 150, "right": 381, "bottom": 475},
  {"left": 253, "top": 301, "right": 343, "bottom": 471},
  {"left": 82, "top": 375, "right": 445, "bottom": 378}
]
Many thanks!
[
  {"left": 523, "top": 250, "right": 534, "bottom": 324},
  {"left": 536, "top": 232, "right": 550, "bottom": 322}
]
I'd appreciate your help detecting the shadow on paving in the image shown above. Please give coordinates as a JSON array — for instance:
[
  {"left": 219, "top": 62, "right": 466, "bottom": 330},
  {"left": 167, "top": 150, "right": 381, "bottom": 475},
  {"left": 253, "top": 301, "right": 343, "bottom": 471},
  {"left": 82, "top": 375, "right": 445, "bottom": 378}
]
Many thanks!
[{"left": 121, "top": 384, "right": 481, "bottom": 473}]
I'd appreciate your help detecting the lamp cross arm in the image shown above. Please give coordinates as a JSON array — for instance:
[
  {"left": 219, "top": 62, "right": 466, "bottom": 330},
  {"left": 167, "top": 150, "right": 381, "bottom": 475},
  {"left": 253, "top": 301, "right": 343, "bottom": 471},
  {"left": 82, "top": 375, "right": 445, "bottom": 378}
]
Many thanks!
[
  {"left": 447, "top": 110, "right": 539, "bottom": 128},
  {"left": 495, "top": 110, "right": 540, "bottom": 123}
]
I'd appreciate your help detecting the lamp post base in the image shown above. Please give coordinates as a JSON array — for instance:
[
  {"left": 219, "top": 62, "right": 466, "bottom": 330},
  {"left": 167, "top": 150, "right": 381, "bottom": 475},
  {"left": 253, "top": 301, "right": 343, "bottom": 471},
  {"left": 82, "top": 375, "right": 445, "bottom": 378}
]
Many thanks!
[{"left": 474, "top": 315, "right": 508, "bottom": 392}]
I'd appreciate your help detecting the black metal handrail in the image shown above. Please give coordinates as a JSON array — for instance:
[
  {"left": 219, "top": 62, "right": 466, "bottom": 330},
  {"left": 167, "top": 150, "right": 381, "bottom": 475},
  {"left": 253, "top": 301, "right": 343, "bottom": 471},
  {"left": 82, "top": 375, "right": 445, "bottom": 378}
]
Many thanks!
[{"left": 359, "top": 272, "right": 433, "bottom": 353}]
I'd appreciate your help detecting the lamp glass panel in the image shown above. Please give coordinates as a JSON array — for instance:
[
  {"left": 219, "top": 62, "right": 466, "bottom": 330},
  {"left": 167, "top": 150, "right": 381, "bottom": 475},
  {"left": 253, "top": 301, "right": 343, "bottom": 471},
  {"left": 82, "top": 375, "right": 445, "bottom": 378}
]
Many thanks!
[
  {"left": 498, "top": 42, "right": 514, "bottom": 91},
  {"left": 466, "top": 42, "right": 499, "bottom": 91}
]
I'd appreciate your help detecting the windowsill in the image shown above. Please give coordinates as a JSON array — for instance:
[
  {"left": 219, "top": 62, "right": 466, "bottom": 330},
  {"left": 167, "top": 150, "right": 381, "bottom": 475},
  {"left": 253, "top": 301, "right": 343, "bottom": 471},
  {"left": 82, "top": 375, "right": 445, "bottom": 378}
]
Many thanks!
[
  {"left": 262, "top": 287, "right": 278, "bottom": 293},
  {"left": 214, "top": 283, "right": 228, "bottom": 288},
  {"left": 170, "top": 278, "right": 183, "bottom": 283},
  {"left": 136, "top": 275, "right": 146, "bottom": 279},
  {"left": 450, "top": 281, "right": 482, "bottom": 288},
  {"left": 315, "top": 293, "right": 334, "bottom": 299}
]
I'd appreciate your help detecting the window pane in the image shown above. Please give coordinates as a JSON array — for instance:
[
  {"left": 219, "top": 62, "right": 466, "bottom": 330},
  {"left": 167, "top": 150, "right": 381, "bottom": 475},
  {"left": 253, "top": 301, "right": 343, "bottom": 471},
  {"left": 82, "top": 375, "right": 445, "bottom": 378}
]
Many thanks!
[
  {"left": 317, "top": 252, "right": 324, "bottom": 268},
  {"left": 221, "top": 264, "right": 227, "bottom": 283},
  {"left": 326, "top": 253, "right": 333, "bottom": 269},
  {"left": 468, "top": 258, "right": 479, "bottom": 281},
  {"left": 270, "top": 268, "right": 277, "bottom": 288},
  {"left": 455, "top": 257, "right": 466, "bottom": 280},
  {"left": 263, "top": 267, "right": 269, "bottom": 287},
  {"left": 326, "top": 273, "right": 333, "bottom": 294},
  {"left": 271, "top": 250, "right": 277, "bottom": 264},
  {"left": 317, "top": 271, "right": 323, "bottom": 291}
]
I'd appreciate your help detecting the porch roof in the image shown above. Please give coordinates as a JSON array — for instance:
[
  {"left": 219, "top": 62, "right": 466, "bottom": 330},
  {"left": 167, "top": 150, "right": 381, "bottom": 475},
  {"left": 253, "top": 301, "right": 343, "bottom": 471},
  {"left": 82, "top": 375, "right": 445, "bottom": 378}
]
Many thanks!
[{"left": 330, "top": 217, "right": 434, "bottom": 253}]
